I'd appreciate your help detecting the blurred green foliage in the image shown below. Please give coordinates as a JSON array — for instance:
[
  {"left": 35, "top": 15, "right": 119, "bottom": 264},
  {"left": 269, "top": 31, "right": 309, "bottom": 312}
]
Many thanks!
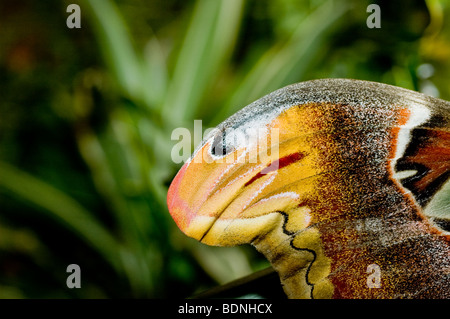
[{"left": 0, "top": 0, "right": 449, "bottom": 298}]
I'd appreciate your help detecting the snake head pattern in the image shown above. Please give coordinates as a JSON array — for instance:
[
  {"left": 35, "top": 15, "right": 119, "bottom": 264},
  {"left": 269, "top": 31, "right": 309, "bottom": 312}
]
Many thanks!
[{"left": 167, "top": 79, "right": 450, "bottom": 299}]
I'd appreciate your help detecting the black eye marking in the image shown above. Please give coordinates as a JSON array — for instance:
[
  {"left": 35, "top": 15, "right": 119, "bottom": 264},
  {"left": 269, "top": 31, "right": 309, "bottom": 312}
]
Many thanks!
[
  {"left": 210, "top": 130, "right": 235, "bottom": 157},
  {"left": 211, "top": 132, "right": 226, "bottom": 156}
]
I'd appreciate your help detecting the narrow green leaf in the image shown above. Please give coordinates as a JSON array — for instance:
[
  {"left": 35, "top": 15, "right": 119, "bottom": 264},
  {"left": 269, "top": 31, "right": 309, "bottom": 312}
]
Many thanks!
[
  {"left": 142, "top": 38, "right": 169, "bottom": 109},
  {"left": 0, "top": 161, "right": 122, "bottom": 273},
  {"left": 162, "top": 0, "right": 244, "bottom": 124},
  {"left": 212, "top": 0, "right": 351, "bottom": 124},
  {"left": 84, "top": 0, "right": 142, "bottom": 100}
]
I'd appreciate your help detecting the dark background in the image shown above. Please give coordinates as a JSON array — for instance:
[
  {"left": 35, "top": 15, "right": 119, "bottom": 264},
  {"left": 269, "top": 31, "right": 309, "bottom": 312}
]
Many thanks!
[{"left": 0, "top": 0, "right": 449, "bottom": 298}]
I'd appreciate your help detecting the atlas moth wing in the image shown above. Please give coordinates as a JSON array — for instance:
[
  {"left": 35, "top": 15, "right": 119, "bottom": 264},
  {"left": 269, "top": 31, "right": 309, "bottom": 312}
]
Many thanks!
[
  {"left": 392, "top": 95, "right": 450, "bottom": 231},
  {"left": 424, "top": 180, "right": 450, "bottom": 232},
  {"left": 255, "top": 80, "right": 448, "bottom": 298},
  {"left": 167, "top": 79, "right": 450, "bottom": 298},
  {"left": 206, "top": 78, "right": 449, "bottom": 241}
]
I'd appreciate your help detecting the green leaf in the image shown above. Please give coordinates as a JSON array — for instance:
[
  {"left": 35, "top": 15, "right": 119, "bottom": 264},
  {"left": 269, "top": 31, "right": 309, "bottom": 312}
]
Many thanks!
[
  {"left": 84, "top": 0, "right": 142, "bottom": 100},
  {"left": 212, "top": 0, "right": 351, "bottom": 124},
  {"left": 0, "top": 161, "right": 122, "bottom": 273},
  {"left": 162, "top": 0, "right": 244, "bottom": 124}
]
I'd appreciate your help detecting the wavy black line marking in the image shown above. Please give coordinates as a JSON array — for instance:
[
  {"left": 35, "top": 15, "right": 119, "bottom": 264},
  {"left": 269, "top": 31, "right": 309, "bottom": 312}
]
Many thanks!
[{"left": 277, "top": 211, "right": 318, "bottom": 299}]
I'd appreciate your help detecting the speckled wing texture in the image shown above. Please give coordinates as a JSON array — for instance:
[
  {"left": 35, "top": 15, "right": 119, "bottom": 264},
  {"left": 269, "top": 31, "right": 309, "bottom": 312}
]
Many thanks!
[{"left": 167, "top": 79, "right": 450, "bottom": 299}]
